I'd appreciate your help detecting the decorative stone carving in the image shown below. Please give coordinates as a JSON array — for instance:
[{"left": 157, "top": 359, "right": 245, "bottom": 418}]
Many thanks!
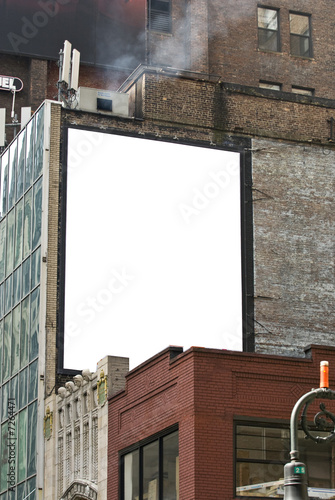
[
  {"left": 82, "top": 369, "right": 92, "bottom": 382},
  {"left": 59, "top": 409, "right": 64, "bottom": 429},
  {"left": 44, "top": 406, "right": 53, "bottom": 439},
  {"left": 65, "top": 381, "right": 75, "bottom": 394},
  {"left": 76, "top": 395, "right": 82, "bottom": 417},
  {"left": 58, "top": 387, "right": 67, "bottom": 399},
  {"left": 74, "top": 374, "right": 83, "bottom": 387},
  {"left": 97, "top": 370, "right": 107, "bottom": 405}
]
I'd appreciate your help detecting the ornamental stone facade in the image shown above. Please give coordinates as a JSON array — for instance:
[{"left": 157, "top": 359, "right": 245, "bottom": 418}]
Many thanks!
[{"left": 44, "top": 356, "right": 129, "bottom": 500}]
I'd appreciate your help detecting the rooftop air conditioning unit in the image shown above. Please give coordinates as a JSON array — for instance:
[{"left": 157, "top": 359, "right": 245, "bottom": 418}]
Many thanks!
[{"left": 76, "top": 87, "right": 129, "bottom": 117}]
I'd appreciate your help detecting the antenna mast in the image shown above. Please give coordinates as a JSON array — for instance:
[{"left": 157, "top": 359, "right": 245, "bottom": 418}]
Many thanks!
[{"left": 57, "top": 40, "right": 80, "bottom": 108}]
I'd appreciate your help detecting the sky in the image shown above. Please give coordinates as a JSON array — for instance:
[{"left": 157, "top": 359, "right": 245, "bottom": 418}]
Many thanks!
[{"left": 63, "top": 128, "right": 243, "bottom": 371}]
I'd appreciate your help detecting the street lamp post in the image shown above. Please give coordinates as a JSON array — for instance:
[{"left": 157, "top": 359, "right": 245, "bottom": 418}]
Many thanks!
[{"left": 284, "top": 361, "right": 335, "bottom": 499}]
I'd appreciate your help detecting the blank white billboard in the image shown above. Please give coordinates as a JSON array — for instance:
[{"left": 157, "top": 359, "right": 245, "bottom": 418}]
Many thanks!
[{"left": 64, "top": 129, "right": 242, "bottom": 370}]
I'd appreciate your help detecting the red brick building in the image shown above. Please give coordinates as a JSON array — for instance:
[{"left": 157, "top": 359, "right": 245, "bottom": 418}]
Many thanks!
[{"left": 108, "top": 344, "right": 335, "bottom": 499}]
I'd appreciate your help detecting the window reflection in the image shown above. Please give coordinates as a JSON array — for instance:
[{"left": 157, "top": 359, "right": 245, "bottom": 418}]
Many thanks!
[
  {"left": 122, "top": 429, "right": 179, "bottom": 500},
  {"left": 236, "top": 424, "right": 335, "bottom": 497}
]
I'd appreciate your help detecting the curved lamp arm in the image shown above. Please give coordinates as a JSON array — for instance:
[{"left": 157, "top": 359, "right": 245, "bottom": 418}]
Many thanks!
[{"left": 289, "top": 387, "right": 335, "bottom": 461}]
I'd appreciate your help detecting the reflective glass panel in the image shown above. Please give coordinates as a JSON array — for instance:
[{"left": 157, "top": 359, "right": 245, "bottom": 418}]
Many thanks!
[
  {"left": 25, "top": 119, "right": 34, "bottom": 192},
  {"left": 13, "top": 266, "right": 21, "bottom": 307},
  {"left": 236, "top": 424, "right": 335, "bottom": 497},
  {"left": 31, "top": 248, "right": 40, "bottom": 290},
  {"left": 28, "top": 360, "right": 38, "bottom": 402},
  {"left": 0, "top": 321, "right": 2, "bottom": 383},
  {"left": 17, "top": 482, "right": 26, "bottom": 500},
  {"left": 1, "top": 381, "right": 9, "bottom": 421},
  {"left": 1, "top": 422, "right": 9, "bottom": 491},
  {"left": 290, "top": 14, "right": 309, "bottom": 35},
  {"left": 23, "top": 190, "right": 32, "bottom": 259},
  {"left": 19, "top": 367, "right": 28, "bottom": 409},
  {"left": 18, "top": 408, "right": 27, "bottom": 482},
  {"left": 27, "top": 475, "right": 36, "bottom": 500},
  {"left": 8, "top": 142, "right": 17, "bottom": 210},
  {"left": 16, "top": 129, "right": 26, "bottom": 200},
  {"left": 5, "top": 275, "right": 12, "bottom": 315},
  {"left": 32, "top": 178, "right": 42, "bottom": 250},
  {"left": 6, "top": 209, "right": 15, "bottom": 276},
  {"left": 20, "top": 296, "right": 29, "bottom": 368},
  {"left": 289, "top": 14, "right": 311, "bottom": 57},
  {"left": 0, "top": 151, "right": 9, "bottom": 217},
  {"left": 30, "top": 288, "right": 39, "bottom": 361},
  {"left": 11, "top": 375, "right": 18, "bottom": 408},
  {"left": 3, "top": 314, "right": 11, "bottom": 381},
  {"left": 124, "top": 450, "right": 139, "bottom": 500},
  {"left": 34, "top": 107, "right": 44, "bottom": 180},
  {"left": 12, "top": 305, "right": 20, "bottom": 375},
  {"left": 0, "top": 220, "right": 5, "bottom": 282},
  {"left": 27, "top": 402, "right": 37, "bottom": 477},
  {"left": 258, "top": 8, "right": 279, "bottom": 52},
  {"left": 258, "top": 7, "right": 278, "bottom": 29},
  {"left": 163, "top": 431, "right": 179, "bottom": 500},
  {"left": 143, "top": 441, "right": 159, "bottom": 500},
  {"left": 0, "top": 285, "right": 3, "bottom": 318},
  {"left": 14, "top": 199, "right": 23, "bottom": 269},
  {"left": 22, "top": 258, "right": 30, "bottom": 298},
  {"left": 0, "top": 490, "right": 8, "bottom": 500}
]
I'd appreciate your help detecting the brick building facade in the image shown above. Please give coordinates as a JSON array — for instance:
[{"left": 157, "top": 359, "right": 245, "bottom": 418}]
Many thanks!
[
  {"left": 107, "top": 344, "right": 335, "bottom": 500},
  {"left": 0, "top": 1, "right": 334, "bottom": 500}
]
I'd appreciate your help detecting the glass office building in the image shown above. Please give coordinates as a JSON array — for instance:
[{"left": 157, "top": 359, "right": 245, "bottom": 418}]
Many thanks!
[{"left": 0, "top": 103, "right": 49, "bottom": 500}]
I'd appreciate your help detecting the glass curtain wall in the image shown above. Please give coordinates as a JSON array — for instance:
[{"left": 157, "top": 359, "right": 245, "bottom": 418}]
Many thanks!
[{"left": 0, "top": 105, "right": 45, "bottom": 500}]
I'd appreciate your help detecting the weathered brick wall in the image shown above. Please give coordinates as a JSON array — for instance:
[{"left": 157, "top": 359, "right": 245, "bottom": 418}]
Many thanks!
[
  {"left": 142, "top": 72, "right": 217, "bottom": 128},
  {"left": 252, "top": 138, "right": 335, "bottom": 357},
  {"left": 220, "top": 84, "right": 335, "bottom": 144},
  {"left": 108, "top": 345, "right": 335, "bottom": 500},
  {"left": 45, "top": 101, "right": 62, "bottom": 396},
  {"left": 206, "top": 0, "right": 335, "bottom": 99}
]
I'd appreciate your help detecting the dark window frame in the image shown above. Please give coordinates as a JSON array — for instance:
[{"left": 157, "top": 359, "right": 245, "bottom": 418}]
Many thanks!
[
  {"left": 259, "top": 81, "right": 282, "bottom": 91},
  {"left": 291, "top": 85, "right": 314, "bottom": 96},
  {"left": 120, "top": 425, "right": 179, "bottom": 500},
  {"left": 148, "top": 0, "right": 172, "bottom": 34},
  {"left": 234, "top": 419, "right": 335, "bottom": 499},
  {"left": 257, "top": 6, "right": 280, "bottom": 53},
  {"left": 289, "top": 11, "right": 312, "bottom": 58}
]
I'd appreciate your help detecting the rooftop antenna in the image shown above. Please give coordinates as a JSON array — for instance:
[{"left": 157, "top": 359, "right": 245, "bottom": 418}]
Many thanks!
[{"left": 58, "top": 40, "right": 80, "bottom": 108}]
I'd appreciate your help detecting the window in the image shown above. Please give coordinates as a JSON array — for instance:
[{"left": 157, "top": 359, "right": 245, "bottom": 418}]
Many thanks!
[
  {"left": 290, "top": 13, "right": 312, "bottom": 58},
  {"left": 149, "top": 0, "right": 171, "bottom": 33},
  {"left": 259, "top": 81, "right": 281, "bottom": 91},
  {"left": 121, "top": 429, "right": 179, "bottom": 500},
  {"left": 258, "top": 7, "right": 279, "bottom": 52},
  {"left": 236, "top": 423, "right": 335, "bottom": 498},
  {"left": 292, "top": 86, "right": 314, "bottom": 96}
]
